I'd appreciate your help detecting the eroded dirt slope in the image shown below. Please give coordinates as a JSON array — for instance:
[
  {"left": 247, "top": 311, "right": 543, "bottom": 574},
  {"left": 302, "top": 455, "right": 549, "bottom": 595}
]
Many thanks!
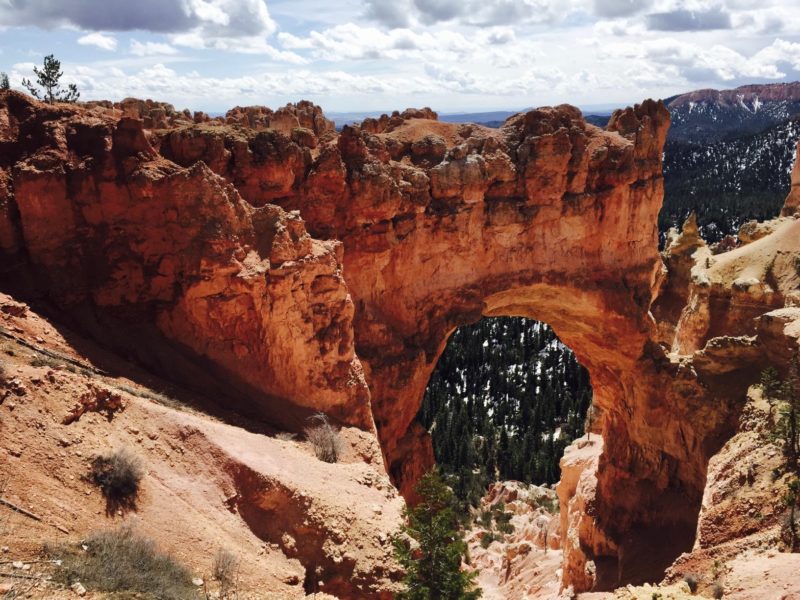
[{"left": 0, "top": 293, "right": 403, "bottom": 599}]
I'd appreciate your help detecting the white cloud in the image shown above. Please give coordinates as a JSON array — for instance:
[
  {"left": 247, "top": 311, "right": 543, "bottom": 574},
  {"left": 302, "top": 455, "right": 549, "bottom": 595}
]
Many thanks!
[
  {"left": 78, "top": 32, "right": 118, "bottom": 51},
  {"left": 171, "top": 31, "right": 307, "bottom": 62},
  {"left": 0, "top": 0, "right": 284, "bottom": 57},
  {"left": 362, "top": 0, "right": 592, "bottom": 28},
  {"left": 601, "top": 37, "right": 800, "bottom": 83},
  {"left": 4, "top": 0, "right": 800, "bottom": 112},
  {"left": 278, "top": 23, "right": 476, "bottom": 61},
  {"left": 130, "top": 40, "right": 179, "bottom": 56}
]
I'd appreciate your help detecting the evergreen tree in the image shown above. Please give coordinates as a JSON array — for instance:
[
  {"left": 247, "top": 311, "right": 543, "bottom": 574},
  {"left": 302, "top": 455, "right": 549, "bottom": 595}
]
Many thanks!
[
  {"left": 0, "top": 72, "right": 9, "bottom": 90},
  {"left": 22, "top": 54, "right": 79, "bottom": 104},
  {"left": 393, "top": 470, "right": 482, "bottom": 600},
  {"left": 779, "top": 357, "right": 800, "bottom": 473},
  {"left": 417, "top": 317, "right": 593, "bottom": 504}
]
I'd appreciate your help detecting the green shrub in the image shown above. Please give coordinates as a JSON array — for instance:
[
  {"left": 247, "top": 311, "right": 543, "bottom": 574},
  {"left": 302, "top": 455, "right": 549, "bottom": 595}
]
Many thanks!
[
  {"left": 537, "top": 495, "right": 559, "bottom": 514},
  {"left": 496, "top": 520, "right": 514, "bottom": 535},
  {"left": 683, "top": 573, "right": 699, "bottom": 593},
  {"left": 90, "top": 448, "right": 143, "bottom": 501},
  {"left": 477, "top": 510, "right": 492, "bottom": 529},
  {"left": 48, "top": 526, "right": 196, "bottom": 599},
  {"left": 392, "top": 469, "right": 482, "bottom": 599}
]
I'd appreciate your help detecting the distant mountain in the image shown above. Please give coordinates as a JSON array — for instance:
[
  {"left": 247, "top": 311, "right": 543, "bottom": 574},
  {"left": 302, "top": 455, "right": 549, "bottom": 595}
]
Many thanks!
[
  {"left": 442, "top": 109, "right": 613, "bottom": 129},
  {"left": 584, "top": 114, "right": 611, "bottom": 128},
  {"left": 438, "top": 110, "right": 519, "bottom": 126},
  {"left": 666, "top": 82, "right": 800, "bottom": 143}
]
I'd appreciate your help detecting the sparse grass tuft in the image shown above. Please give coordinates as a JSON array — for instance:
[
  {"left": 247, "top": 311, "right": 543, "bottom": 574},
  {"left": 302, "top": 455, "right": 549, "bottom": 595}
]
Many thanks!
[
  {"left": 47, "top": 526, "right": 196, "bottom": 599},
  {"left": 30, "top": 355, "right": 64, "bottom": 369},
  {"left": 275, "top": 432, "right": 297, "bottom": 441},
  {"left": 90, "top": 448, "right": 143, "bottom": 502},
  {"left": 116, "top": 384, "right": 184, "bottom": 410},
  {"left": 212, "top": 547, "right": 238, "bottom": 594},
  {"left": 305, "top": 412, "right": 343, "bottom": 463}
]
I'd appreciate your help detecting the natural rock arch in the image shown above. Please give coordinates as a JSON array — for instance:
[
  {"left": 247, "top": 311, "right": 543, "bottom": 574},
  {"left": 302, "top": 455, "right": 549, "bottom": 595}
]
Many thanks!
[
  {"left": 0, "top": 92, "right": 753, "bottom": 590},
  {"left": 160, "top": 98, "right": 718, "bottom": 587}
]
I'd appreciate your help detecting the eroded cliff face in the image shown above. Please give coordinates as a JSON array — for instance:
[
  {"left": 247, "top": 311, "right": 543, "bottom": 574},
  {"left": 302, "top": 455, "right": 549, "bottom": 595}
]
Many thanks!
[
  {"left": 3, "top": 89, "right": 798, "bottom": 595},
  {"left": 150, "top": 100, "right": 672, "bottom": 517},
  {"left": 0, "top": 91, "right": 372, "bottom": 435}
]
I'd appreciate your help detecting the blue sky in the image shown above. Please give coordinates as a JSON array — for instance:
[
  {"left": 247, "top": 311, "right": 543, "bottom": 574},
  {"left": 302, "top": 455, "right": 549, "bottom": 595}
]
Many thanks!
[{"left": 1, "top": 0, "right": 799, "bottom": 114}]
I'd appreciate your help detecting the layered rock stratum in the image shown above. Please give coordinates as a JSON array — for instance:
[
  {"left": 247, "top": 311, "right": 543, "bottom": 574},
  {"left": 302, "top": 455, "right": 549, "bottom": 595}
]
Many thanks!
[{"left": 1, "top": 89, "right": 800, "bottom": 596}]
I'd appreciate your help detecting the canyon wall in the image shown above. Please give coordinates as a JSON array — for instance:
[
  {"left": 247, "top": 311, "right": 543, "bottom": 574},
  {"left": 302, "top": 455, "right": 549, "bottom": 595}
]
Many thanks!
[
  {"left": 0, "top": 93, "right": 373, "bottom": 435},
  {"left": 3, "top": 90, "right": 798, "bottom": 593}
]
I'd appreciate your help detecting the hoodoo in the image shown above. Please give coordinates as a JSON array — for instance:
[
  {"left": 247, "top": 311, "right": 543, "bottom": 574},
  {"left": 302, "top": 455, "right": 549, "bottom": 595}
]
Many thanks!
[{"left": 2, "top": 89, "right": 800, "bottom": 592}]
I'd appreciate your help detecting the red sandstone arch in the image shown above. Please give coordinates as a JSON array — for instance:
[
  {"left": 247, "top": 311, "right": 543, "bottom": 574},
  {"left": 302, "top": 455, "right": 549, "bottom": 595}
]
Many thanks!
[{"left": 1, "top": 91, "right": 741, "bottom": 591}]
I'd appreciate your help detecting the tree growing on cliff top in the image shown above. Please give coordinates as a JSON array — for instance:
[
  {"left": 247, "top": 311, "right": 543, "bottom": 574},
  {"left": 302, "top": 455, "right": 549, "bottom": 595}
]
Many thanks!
[
  {"left": 22, "top": 54, "right": 79, "bottom": 104},
  {"left": 393, "top": 469, "right": 482, "bottom": 600},
  {"left": 0, "top": 72, "right": 9, "bottom": 90}
]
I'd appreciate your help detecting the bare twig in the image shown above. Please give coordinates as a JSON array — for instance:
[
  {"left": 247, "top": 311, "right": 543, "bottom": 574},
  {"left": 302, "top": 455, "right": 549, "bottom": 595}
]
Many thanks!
[
  {"left": 0, "top": 571, "right": 46, "bottom": 580},
  {"left": 0, "top": 499, "right": 42, "bottom": 522}
]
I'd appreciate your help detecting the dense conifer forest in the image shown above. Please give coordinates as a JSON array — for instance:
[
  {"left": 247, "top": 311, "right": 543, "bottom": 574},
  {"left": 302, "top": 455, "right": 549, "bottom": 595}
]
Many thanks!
[
  {"left": 417, "top": 319, "right": 591, "bottom": 507},
  {"left": 660, "top": 116, "right": 800, "bottom": 243}
]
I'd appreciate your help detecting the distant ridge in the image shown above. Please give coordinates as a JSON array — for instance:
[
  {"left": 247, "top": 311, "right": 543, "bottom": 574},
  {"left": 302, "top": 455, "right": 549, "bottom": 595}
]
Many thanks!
[
  {"left": 438, "top": 110, "right": 520, "bottom": 126},
  {"left": 667, "top": 82, "right": 800, "bottom": 108},
  {"left": 666, "top": 81, "right": 800, "bottom": 142}
]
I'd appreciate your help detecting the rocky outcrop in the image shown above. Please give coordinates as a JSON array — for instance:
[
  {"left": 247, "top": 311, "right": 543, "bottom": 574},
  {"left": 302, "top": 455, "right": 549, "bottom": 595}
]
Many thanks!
[
  {"left": 661, "top": 382, "right": 800, "bottom": 599},
  {"left": 224, "top": 101, "right": 336, "bottom": 136},
  {"left": 556, "top": 436, "right": 613, "bottom": 592},
  {"left": 0, "top": 292, "right": 402, "bottom": 598},
  {"left": 0, "top": 90, "right": 371, "bottom": 434},
  {"left": 466, "top": 481, "right": 562, "bottom": 599},
  {"left": 0, "top": 90, "right": 691, "bottom": 591}
]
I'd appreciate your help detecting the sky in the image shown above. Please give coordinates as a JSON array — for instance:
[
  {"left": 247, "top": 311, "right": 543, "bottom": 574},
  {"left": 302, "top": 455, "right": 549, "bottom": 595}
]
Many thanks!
[{"left": 1, "top": 0, "right": 800, "bottom": 115}]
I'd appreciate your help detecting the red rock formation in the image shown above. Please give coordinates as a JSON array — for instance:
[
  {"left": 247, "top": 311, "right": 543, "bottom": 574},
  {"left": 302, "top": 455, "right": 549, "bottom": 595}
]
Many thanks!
[
  {"left": 466, "top": 481, "right": 562, "bottom": 599},
  {"left": 0, "top": 90, "right": 371, "bottom": 434},
  {"left": 0, "top": 89, "right": 683, "bottom": 590},
  {"left": 6, "top": 89, "right": 797, "bottom": 594}
]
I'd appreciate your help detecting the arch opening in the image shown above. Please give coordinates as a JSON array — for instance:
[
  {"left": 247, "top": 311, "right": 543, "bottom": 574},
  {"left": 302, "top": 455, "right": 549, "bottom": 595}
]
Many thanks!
[{"left": 417, "top": 316, "right": 592, "bottom": 510}]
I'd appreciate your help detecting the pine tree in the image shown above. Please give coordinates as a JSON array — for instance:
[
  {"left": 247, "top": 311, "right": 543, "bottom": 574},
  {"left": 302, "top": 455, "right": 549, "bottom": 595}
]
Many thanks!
[
  {"left": 778, "top": 357, "right": 800, "bottom": 473},
  {"left": 0, "top": 72, "right": 9, "bottom": 90},
  {"left": 416, "top": 317, "right": 593, "bottom": 502},
  {"left": 22, "top": 54, "right": 79, "bottom": 104},
  {"left": 393, "top": 470, "right": 482, "bottom": 600}
]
